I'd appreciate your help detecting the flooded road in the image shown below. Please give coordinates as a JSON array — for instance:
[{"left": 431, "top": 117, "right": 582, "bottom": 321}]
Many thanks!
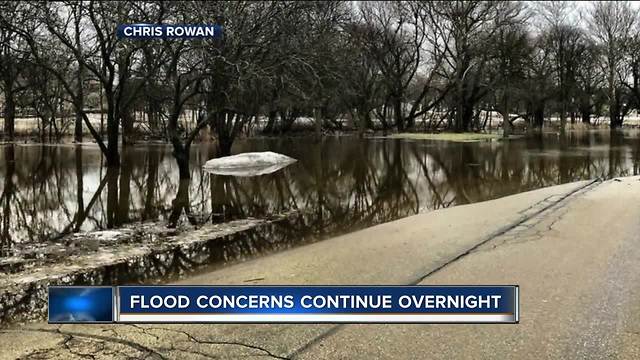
[
  {"left": 1, "top": 130, "right": 640, "bottom": 279},
  {"left": 3, "top": 176, "right": 639, "bottom": 358}
]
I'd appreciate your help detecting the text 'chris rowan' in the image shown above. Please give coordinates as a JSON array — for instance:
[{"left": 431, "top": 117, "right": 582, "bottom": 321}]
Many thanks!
[{"left": 117, "top": 24, "right": 223, "bottom": 39}]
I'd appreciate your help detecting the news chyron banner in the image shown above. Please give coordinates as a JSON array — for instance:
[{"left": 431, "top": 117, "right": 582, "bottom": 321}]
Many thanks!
[{"left": 49, "top": 285, "right": 518, "bottom": 324}]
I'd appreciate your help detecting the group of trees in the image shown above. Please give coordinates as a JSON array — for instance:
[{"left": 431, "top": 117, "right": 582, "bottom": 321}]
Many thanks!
[{"left": 1, "top": 1, "right": 640, "bottom": 177}]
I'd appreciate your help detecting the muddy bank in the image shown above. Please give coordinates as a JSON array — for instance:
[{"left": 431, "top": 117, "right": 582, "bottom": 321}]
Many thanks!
[{"left": 0, "top": 212, "right": 303, "bottom": 326}]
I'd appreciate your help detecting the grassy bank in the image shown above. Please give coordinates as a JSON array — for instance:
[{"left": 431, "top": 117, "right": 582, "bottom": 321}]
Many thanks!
[{"left": 384, "top": 132, "right": 503, "bottom": 142}]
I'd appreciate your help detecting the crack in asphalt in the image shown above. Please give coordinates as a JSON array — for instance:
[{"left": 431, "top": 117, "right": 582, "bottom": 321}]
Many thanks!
[
  {"left": 1, "top": 328, "right": 166, "bottom": 359},
  {"left": 473, "top": 178, "right": 604, "bottom": 253},
  {"left": 144, "top": 326, "right": 291, "bottom": 360},
  {"left": 515, "top": 194, "right": 562, "bottom": 215},
  {"left": 411, "top": 179, "right": 601, "bottom": 284},
  {"left": 286, "top": 178, "right": 603, "bottom": 358},
  {"left": 3, "top": 325, "right": 291, "bottom": 360},
  {"left": 60, "top": 332, "right": 104, "bottom": 360},
  {"left": 127, "top": 324, "right": 161, "bottom": 341}
]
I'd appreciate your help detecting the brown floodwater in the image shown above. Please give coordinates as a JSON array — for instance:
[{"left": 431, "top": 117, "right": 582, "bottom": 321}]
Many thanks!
[{"left": 1, "top": 129, "right": 640, "bottom": 280}]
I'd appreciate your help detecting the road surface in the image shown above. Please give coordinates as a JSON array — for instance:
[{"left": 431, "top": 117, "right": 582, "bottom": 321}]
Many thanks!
[{"left": 2, "top": 177, "right": 639, "bottom": 359}]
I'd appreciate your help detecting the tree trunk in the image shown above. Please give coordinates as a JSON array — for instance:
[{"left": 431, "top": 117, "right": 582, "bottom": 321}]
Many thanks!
[
  {"left": 501, "top": 110, "right": 511, "bottom": 138},
  {"left": 608, "top": 53, "right": 620, "bottom": 128},
  {"left": 354, "top": 109, "right": 366, "bottom": 138},
  {"left": 106, "top": 166, "right": 119, "bottom": 228},
  {"left": 581, "top": 108, "right": 591, "bottom": 124},
  {"left": 74, "top": 65, "right": 85, "bottom": 142},
  {"left": 217, "top": 136, "right": 233, "bottom": 157},
  {"left": 174, "top": 143, "right": 191, "bottom": 180},
  {"left": 533, "top": 104, "right": 545, "bottom": 128},
  {"left": 610, "top": 93, "right": 622, "bottom": 128},
  {"left": 393, "top": 97, "right": 404, "bottom": 131},
  {"left": 210, "top": 176, "right": 231, "bottom": 223},
  {"left": 280, "top": 109, "right": 298, "bottom": 133},
  {"left": 462, "top": 102, "right": 474, "bottom": 132},
  {"left": 168, "top": 178, "right": 192, "bottom": 228},
  {"left": 147, "top": 96, "right": 159, "bottom": 135},
  {"left": 73, "top": 2, "right": 84, "bottom": 142},
  {"left": 3, "top": 90, "right": 15, "bottom": 141},
  {"left": 106, "top": 108, "right": 120, "bottom": 167},
  {"left": 214, "top": 112, "right": 234, "bottom": 157},
  {"left": 116, "top": 156, "right": 131, "bottom": 226},
  {"left": 99, "top": 86, "right": 105, "bottom": 135},
  {"left": 264, "top": 109, "right": 277, "bottom": 134},
  {"left": 142, "top": 149, "right": 159, "bottom": 220},
  {"left": 74, "top": 111, "right": 83, "bottom": 142},
  {"left": 454, "top": 50, "right": 466, "bottom": 133},
  {"left": 121, "top": 110, "right": 135, "bottom": 145},
  {"left": 1, "top": 145, "right": 15, "bottom": 254},
  {"left": 560, "top": 100, "right": 567, "bottom": 132},
  {"left": 314, "top": 108, "right": 322, "bottom": 140},
  {"left": 75, "top": 146, "right": 84, "bottom": 232}
]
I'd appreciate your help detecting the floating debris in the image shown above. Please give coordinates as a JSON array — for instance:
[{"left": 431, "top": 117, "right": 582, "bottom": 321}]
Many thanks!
[{"left": 203, "top": 151, "right": 297, "bottom": 176}]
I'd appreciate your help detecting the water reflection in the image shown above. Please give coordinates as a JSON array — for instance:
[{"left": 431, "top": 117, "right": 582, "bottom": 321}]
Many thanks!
[{"left": 1, "top": 130, "right": 639, "bottom": 264}]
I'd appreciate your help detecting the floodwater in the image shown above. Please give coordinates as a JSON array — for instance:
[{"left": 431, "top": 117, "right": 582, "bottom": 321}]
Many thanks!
[{"left": 1, "top": 130, "right": 640, "bottom": 283}]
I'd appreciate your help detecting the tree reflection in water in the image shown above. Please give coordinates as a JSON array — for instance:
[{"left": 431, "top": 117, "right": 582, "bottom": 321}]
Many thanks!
[{"left": 1, "top": 131, "right": 639, "bottom": 278}]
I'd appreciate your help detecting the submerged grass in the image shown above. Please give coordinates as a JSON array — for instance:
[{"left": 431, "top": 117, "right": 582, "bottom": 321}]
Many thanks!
[{"left": 385, "top": 132, "right": 502, "bottom": 142}]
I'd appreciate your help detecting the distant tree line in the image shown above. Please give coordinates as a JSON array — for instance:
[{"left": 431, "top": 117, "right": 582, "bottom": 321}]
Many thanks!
[{"left": 1, "top": 1, "right": 640, "bottom": 176}]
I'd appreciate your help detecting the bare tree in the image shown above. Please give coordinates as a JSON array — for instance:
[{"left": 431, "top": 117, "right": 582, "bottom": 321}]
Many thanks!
[
  {"left": 587, "top": 1, "right": 636, "bottom": 128},
  {"left": 622, "top": 21, "right": 640, "bottom": 112},
  {"left": 0, "top": 1, "right": 31, "bottom": 141},
  {"left": 574, "top": 38, "right": 605, "bottom": 124},
  {"left": 3, "top": 2, "right": 114, "bottom": 162},
  {"left": 341, "top": 20, "right": 384, "bottom": 134},
  {"left": 359, "top": 1, "right": 433, "bottom": 131},
  {"left": 164, "top": 40, "right": 207, "bottom": 180},
  {"left": 488, "top": 23, "right": 531, "bottom": 136},
  {"left": 429, "top": 0, "right": 526, "bottom": 132},
  {"left": 536, "top": 2, "right": 585, "bottom": 131}
]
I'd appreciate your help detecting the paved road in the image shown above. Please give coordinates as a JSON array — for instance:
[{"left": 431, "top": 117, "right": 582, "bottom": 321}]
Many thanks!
[{"left": 2, "top": 177, "right": 639, "bottom": 359}]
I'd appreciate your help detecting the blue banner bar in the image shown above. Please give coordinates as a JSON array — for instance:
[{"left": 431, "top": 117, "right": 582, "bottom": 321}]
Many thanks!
[
  {"left": 117, "top": 285, "right": 518, "bottom": 323},
  {"left": 47, "top": 285, "right": 518, "bottom": 324}
]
